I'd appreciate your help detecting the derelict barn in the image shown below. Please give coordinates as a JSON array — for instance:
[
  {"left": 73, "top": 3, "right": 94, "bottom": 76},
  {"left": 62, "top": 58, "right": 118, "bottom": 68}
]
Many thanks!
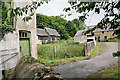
[
  {"left": 45, "top": 27, "right": 60, "bottom": 42},
  {"left": 0, "top": 0, "right": 37, "bottom": 77},
  {"left": 37, "top": 28, "right": 49, "bottom": 44},
  {"left": 37, "top": 27, "right": 61, "bottom": 44}
]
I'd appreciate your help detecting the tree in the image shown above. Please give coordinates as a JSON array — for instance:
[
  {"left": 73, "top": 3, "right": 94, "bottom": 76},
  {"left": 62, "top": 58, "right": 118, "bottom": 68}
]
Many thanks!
[
  {"left": 65, "top": 21, "right": 77, "bottom": 37},
  {"left": 36, "top": 14, "right": 70, "bottom": 39},
  {"left": 72, "top": 18, "right": 85, "bottom": 30},
  {"left": 64, "top": 1, "right": 120, "bottom": 34}
]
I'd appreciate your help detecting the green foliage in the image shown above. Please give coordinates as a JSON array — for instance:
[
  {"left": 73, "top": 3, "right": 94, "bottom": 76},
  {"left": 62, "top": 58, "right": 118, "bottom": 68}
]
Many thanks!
[
  {"left": 56, "top": 43, "right": 85, "bottom": 59},
  {"left": 102, "top": 36, "right": 119, "bottom": 42},
  {"left": 113, "top": 51, "right": 120, "bottom": 57},
  {"left": 37, "top": 44, "right": 53, "bottom": 59},
  {"left": 65, "top": 1, "right": 120, "bottom": 34},
  {"left": 89, "top": 64, "right": 119, "bottom": 78},
  {"left": 72, "top": 18, "right": 85, "bottom": 30},
  {"left": 2, "top": 23, "right": 15, "bottom": 35},
  {"left": 69, "top": 42, "right": 80, "bottom": 45},
  {"left": 1, "top": 2, "right": 14, "bottom": 37},
  {"left": 90, "top": 42, "right": 106, "bottom": 57},
  {"left": 65, "top": 21, "right": 77, "bottom": 37},
  {"left": 37, "top": 43, "right": 85, "bottom": 59},
  {"left": 36, "top": 14, "right": 70, "bottom": 39}
]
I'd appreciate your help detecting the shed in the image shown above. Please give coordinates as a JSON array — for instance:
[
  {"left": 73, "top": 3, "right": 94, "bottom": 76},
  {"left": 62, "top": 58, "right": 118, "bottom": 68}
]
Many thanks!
[
  {"left": 37, "top": 28, "right": 49, "bottom": 44},
  {"left": 45, "top": 27, "right": 60, "bottom": 41},
  {"left": 74, "top": 30, "right": 87, "bottom": 43}
]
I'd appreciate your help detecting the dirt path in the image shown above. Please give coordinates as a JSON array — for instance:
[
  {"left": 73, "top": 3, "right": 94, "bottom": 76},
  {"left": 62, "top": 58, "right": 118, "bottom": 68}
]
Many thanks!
[{"left": 52, "top": 42, "right": 119, "bottom": 78}]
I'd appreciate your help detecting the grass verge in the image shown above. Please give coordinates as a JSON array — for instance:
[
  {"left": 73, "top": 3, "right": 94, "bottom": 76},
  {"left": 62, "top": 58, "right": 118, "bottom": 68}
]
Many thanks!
[
  {"left": 89, "top": 42, "right": 106, "bottom": 58},
  {"left": 37, "top": 56, "right": 89, "bottom": 66},
  {"left": 88, "top": 64, "right": 120, "bottom": 79}
]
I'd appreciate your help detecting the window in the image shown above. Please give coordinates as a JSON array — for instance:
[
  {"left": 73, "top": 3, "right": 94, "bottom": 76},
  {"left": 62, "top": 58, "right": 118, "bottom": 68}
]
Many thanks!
[
  {"left": 92, "top": 33, "right": 94, "bottom": 36},
  {"left": 19, "top": 31, "right": 30, "bottom": 38},
  {"left": 102, "top": 31, "right": 104, "bottom": 34},
  {"left": 104, "top": 36, "right": 107, "bottom": 40}
]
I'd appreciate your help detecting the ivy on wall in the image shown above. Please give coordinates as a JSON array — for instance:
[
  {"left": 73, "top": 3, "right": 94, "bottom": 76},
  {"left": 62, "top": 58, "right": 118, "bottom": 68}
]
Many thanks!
[
  {"left": 0, "top": 0, "right": 47, "bottom": 39},
  {"left": 1, "top": 2, "right": 14, "bottom": 37}
]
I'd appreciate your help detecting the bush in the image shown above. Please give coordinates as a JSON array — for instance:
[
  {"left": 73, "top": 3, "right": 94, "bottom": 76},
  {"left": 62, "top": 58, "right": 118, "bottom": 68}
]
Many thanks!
[
  {"left": 112, "top": 51, "right": 120, "bottom": 57},
  {"left": 103, "top": 36, "right": 118, "bottom": 42},
  {"left": 37, "top": 45, "right": 53, "bottom": 59},
  {"left": 56, "top": 44, "right": 85, "bottom": 59},
  {"left": 69, "top": 42, "right": 80, "bottom": 45}
]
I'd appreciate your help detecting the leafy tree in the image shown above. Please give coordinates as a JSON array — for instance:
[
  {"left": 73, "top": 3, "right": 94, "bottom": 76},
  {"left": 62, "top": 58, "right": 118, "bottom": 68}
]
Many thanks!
[
  {"left": 1, "top": 0, "right": 120, "bottom": 32},
  {"left": 65, "top": 21, "right": 77, "bottom": 37},
  {"left": 64, "top": 1, "right": 120, "bottom": 34},
  {"left": 72, "top": 18, "right": 85, "bottom": 30},
  {"left": 36, "top": 14, "right": 69, "bottom": 39},
  {"left": 37, "top": 14, "right": 52, "bottom": 28}
]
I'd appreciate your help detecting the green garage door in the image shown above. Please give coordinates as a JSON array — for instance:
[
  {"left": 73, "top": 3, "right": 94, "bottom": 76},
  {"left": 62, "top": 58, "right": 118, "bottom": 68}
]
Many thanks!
[{"left": 19, "top": 31, "right": 31, "bottom": 58}]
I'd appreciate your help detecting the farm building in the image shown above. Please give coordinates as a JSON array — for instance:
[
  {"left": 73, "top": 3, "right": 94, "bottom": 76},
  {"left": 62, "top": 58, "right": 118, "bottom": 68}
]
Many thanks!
[
  {"left": 0, "top": 0, "right": 37, "bottom": 77},
  {"left": 45, "top": 27, "right": 61, "bottom": 42},
  {"left": 74, "top": 30, "right": 87, "bottom": 43},
  {"left": 86, "top": 25, "right": 120, "bottom": 41},
  {"left": 37, "top": 27, "right": 61, "bottom": 44},
  {"left": 74, "top": 29, "right": 96, "bottom": 56},
  {"left": 37, "top": 28, "right": 49, "bottom": 44}
]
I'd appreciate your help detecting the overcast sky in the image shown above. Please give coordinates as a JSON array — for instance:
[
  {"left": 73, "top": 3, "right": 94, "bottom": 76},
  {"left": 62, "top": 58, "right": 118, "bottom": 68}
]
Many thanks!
[{"left": 36, "top": 0, "right": 105, "bottom": 26}]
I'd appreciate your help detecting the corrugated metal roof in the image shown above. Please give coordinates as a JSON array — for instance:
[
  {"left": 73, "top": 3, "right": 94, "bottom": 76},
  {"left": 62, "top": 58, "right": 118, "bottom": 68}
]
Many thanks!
[{"left": 45, "top": 27, "right": 60, "bottom": 36}]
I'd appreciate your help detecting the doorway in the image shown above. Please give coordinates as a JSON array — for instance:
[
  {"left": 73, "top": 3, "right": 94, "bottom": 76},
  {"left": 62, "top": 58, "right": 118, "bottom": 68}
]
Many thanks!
[{"left": 19, "top": 31, "right": 31, "bottom": 57}]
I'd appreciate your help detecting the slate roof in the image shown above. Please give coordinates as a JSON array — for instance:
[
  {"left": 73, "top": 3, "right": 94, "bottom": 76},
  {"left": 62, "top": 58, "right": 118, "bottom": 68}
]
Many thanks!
[
  {"left": 75, "top": 24, "right": 120, "bottom": 37},
  {"left": 45, "top": 27, "right": 60, "bottom": 36},
  {"left": 37, "top": 28, "right": 49, "bottom": 36},
  {"left": 86, "top": 24, "right": 120, "bottom": 32}
]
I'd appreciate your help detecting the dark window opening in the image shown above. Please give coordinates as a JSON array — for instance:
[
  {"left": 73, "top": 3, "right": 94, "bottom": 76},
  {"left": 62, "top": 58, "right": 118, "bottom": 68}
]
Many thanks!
[
  {"left": 25, "top": 33, "right": 27, "bottom": 37},
  {"left": 19, "top": 31, "right": 30, "bottom": 38},
  {"left": 87, "top": 39, "right": 93, "bottom": 42},
  {"left": 98, "top": 36, "right": 100, "bottom": 42},
  {"left": 112, "top": 33, "right": 114, "bottom": 36},
  {"left": 22, "top": 32, "right": 24, "bottom": 37},
  {"left": 92, "top": 33, "right": 94, "bottom": 36},
  {"left": 102, "top": 31, "right": 104, "bottom": 34},
  {"left": 104, "top": 36, "right": 107, "bottom": 40}
]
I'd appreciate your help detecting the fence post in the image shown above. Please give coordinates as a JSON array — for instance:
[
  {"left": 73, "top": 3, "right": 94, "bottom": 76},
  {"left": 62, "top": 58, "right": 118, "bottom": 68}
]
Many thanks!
[
  {"left": 84, "top": 42, "right": 87, "bottom": 56},
  {"left": 54, "top": 46, "right": 56, "bottom": 59},
  {"left": 51, "top": 46, "right": 56, "bottom": 59}
]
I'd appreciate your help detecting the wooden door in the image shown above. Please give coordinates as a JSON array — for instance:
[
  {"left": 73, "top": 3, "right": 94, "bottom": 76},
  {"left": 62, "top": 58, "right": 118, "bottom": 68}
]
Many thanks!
[{"left": 19, "top": 31, "right": 31, "bottom": 57}]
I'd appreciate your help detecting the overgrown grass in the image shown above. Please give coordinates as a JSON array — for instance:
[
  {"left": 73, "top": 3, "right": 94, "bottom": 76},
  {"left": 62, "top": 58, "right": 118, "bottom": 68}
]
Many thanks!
[
  {"left": 37, "top": 42, "right": 105, "bottom": 66},
  {"left": 37, "top": 56, "right": 89, "bottom": 66},
  {"left": 37, "top": 43, "right": 85, "bottom": 59},
  {"left": 88, "top": 64, "right": 120, "bottom": 78},
  {"left": 89, "top": 42, "right": 106, "bottom": 58}
]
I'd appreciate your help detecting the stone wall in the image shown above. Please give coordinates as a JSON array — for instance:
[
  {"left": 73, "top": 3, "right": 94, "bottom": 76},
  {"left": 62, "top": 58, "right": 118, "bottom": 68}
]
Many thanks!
[
  {"left": 13, "top": 0, "right": 38, "bottom": 58},
  {"left": 74, "top": 36, "right": 87, "bottom": 43},
  {"left": 86, "top": 41, "right": 95, "bottom": 56},
  {"left": 0, "top": 32, "right": 19, "bottom": 70}
]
